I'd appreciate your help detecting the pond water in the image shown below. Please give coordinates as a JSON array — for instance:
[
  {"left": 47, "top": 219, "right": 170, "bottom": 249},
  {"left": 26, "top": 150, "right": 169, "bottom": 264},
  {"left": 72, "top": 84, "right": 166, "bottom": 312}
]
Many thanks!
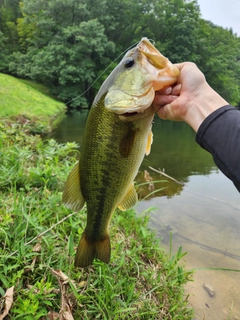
[{"left": 48, "top": 110, "right": 240, "bottom": 320}]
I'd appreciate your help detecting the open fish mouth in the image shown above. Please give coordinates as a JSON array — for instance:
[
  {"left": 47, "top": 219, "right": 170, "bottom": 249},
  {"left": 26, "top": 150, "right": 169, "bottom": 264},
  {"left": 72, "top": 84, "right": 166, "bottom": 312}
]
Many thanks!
[
  {"left": 104, "top": 37, "right": 179, "bottom": 118},
  {"left": 138, "top": 38, "right": 166, "bottom": 65},
  {"left": 138, "top": 38, "right": 180, "bottom": 91},
  {"left": 120, "top": 111, "right": 141, "bottom": 121},
  {"left": 118, "top": 107, "right": 154, "bottom": 122}
]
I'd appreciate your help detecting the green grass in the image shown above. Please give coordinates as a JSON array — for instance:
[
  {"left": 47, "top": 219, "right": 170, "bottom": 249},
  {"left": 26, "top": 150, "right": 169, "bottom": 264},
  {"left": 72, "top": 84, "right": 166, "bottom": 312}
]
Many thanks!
[
  {"left": 0, "top": 121, "right": 194, "bottom": 319},
  {"left": 0, "top": 73, "right": 66, "bottom": 133}
]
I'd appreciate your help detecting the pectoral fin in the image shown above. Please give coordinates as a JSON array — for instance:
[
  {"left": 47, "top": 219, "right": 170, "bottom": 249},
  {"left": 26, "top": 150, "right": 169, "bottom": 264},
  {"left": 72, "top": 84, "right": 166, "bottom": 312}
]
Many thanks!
[
  {"left": 62, "top": 161, "right": 85, "bottom": 211},
  {"left": 146, "top": 131, "right": 153, "bottom": 156},
  {"left": 118, "top": 185, "right": 138, "bottom": 211}
]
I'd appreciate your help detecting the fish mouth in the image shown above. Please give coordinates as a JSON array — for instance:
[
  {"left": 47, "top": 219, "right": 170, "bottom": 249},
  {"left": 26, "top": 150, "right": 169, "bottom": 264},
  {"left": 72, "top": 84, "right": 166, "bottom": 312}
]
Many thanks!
[
  {"left": 138, "top": 38, "right": 166, "bottom": 63},
  {"left": 104, "top": 37, "right": 179, "bottom": 119},
  {"left": 138, "top": 38, "right": 179, "bottom": 91}
]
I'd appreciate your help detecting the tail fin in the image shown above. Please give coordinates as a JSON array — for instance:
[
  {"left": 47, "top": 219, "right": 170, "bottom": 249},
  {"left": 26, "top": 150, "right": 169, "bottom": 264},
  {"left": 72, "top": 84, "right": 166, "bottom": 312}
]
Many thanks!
[{"left": 74, "top": 232, "right": 111, "bottom": 268}]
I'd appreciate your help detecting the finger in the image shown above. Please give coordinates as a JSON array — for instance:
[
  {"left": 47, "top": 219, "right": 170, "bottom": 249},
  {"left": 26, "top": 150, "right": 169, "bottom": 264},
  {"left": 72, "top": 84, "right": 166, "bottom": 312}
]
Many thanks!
[
  {"left": 156, "top": 86, "right": 172, "bottom": 95},
  {"left": 154, "top": 102, "right": 181, "bottom": 121},
  {"left": 171, "top": 83, "right": 182, "bottom": 95},
  {"left": 153, "top": 94, "right": 178, "bottom": 107},
  {"left": 174, "top": 62, "right": 186, "bottom": 71},
  {"left": 153, "top": 104, "right": 170, "bottom": 120}
]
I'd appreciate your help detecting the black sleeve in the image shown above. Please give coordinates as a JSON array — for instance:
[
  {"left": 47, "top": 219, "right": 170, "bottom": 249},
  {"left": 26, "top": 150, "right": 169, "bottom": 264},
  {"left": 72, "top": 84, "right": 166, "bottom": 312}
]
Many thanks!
[{"left": 196, "top": 105, "right": 240, "bottom": 192}]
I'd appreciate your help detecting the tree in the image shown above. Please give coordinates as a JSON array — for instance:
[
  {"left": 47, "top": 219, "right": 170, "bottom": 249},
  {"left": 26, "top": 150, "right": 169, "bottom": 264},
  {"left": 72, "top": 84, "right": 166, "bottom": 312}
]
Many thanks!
[
  {"left": 197, "top": 20, "right": 240, "bottom": 105},
  {"left": 10, "top": 0, "right": 114, "bottom": 107},
  {"left": 0, "top": 31, "right": 10, "bottom": 71},
  {"left": 1, "top": 0, "right": 239, "bottom": 106},
  {"left": 0, "top": 0, "right": 21, "bottom": 69},
  {"left": 153, "top": 0, "right": 201, "bottom": 62}
]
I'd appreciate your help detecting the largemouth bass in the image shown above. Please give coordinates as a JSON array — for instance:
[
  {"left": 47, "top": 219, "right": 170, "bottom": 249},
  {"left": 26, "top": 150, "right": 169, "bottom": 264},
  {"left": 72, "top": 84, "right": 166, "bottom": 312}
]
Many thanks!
[{"left": 62, "top": 37, "right": 179, "bottom": 268}]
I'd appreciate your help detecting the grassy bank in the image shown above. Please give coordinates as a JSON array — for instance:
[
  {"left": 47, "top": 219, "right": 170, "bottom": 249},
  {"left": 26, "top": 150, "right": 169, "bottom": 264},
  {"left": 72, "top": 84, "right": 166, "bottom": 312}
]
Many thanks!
[
  {"left": 0, "top": 121, "right": 194, "bottom": 319},
  {"left": 0, "top": 73, "right": 66, "bottom": 133},
  {"left": 0, "top": 74, "right": 194, "bottom": 318}
]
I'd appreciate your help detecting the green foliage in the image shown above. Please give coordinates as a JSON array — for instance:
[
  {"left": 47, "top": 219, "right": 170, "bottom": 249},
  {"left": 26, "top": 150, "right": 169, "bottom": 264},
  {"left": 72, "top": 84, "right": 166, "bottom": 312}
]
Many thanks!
[
  {"left": 0, "top": 0, "right": 239, "bottom": 105},
  {"left": 0, "top": 122, "right": 194, "bottom": 319},
  {"left": 0, "top": 31, "right": 10, "bottom": 71},
  {"left": 154, "top": 0, "right": 201, "bottom": 62},
  {"left": 9, "top": 0, "right": 115, "bottom": 107},
  {"left": 197, "top": 20, "right": 240, "bottom": 105},
  {"left": 0, "top": 0, "right": 20, "bottom": 68},
  {"left": 0, "top": 121, "right": 79, "bottom": 191},
  {"left": 17, "top": 2, "right": 36, "bottom": 52}
]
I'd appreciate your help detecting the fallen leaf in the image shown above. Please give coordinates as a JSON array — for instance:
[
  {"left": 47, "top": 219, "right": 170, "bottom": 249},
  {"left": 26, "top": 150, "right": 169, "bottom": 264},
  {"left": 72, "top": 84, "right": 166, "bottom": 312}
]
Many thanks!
[
  {"left": 33, "top": 242, "right": 42, "bottom": 252},
  {"left": 61, "top": 307, "right": 74, "bottom": 320},
  {"left": 0, "top": 286, "right": 14, "bottom": 320},
  {"left": 78, "top": 281, "right": 86, "bottom": 287},
  {"left": 47, "top": 311, "right": 60, "bottom": 319},
  {"left": 51, "top": 269, "right": 75, "bottom": 320},
  {"left": 51, "top": 269, "right": 69, "bottom": 282}
]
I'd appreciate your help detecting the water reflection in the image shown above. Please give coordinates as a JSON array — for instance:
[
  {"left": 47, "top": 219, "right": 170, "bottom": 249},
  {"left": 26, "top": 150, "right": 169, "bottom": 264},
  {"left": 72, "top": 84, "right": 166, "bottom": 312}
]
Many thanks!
[
  {"left": 48, "top": 109, "right": 88, "bottom": 145},
  {"left": 137, "top": 172, "right": 240, "bottom": 320},
  {"left": 142, "top": 118, "right": 217, "bottom": 180}
]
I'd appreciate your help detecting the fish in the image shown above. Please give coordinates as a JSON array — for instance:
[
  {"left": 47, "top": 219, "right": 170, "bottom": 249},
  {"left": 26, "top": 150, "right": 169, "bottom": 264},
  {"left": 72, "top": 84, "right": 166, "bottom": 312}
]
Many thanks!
[{"left": 62, "top": 37, "right": 179, "bottom": 268}]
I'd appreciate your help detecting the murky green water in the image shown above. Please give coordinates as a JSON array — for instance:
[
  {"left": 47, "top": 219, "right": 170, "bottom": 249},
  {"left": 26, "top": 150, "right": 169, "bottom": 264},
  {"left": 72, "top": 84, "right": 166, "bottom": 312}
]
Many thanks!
[{"left": 48, "top": 110, "right": 240, "bottom": 319}]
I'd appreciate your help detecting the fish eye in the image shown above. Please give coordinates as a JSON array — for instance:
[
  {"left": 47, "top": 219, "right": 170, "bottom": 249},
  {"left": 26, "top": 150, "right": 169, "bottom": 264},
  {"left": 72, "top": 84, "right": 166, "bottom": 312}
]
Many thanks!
[{"left": 124, "top": 57, "right": 135, "bottom": 68}]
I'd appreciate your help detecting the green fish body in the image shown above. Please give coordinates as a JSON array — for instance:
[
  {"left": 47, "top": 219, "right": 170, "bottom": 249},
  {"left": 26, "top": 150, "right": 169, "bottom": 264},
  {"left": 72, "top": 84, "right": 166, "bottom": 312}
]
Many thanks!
[{"left": 62, "top": 38, "right": 179, "bottom": 267}]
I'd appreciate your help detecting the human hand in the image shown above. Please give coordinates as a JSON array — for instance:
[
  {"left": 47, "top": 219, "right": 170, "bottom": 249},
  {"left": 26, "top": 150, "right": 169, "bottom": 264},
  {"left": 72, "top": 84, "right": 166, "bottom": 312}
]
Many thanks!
[{"left": 153, "top": 62, "right": 228, "bottom": 131}]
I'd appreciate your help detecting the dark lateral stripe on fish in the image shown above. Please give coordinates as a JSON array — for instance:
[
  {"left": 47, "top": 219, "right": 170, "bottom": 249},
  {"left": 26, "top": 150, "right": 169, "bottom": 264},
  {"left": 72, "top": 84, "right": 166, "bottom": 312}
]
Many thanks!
[{"left": 90, "top": 154, "right": 118, "bottom": 238}]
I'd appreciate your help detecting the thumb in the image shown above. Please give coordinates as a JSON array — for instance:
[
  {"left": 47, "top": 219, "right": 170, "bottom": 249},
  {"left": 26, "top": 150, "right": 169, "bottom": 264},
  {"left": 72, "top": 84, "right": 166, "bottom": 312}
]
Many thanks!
[{"left": 154, "top": 102, "right": 174, "bottom": 120}]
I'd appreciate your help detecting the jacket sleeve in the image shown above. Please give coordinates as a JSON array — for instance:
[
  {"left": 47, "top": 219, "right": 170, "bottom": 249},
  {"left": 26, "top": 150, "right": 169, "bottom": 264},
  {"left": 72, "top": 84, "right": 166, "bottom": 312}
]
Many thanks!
[{"left": 196, "top": 105, "right": 240, "bottom": 192}]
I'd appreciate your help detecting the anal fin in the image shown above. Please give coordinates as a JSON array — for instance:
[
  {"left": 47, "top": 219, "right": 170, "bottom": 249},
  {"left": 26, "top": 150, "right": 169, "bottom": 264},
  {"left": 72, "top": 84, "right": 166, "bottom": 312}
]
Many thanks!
[{"left": 118, "top": 184, "right": 138, "bottom": 211}]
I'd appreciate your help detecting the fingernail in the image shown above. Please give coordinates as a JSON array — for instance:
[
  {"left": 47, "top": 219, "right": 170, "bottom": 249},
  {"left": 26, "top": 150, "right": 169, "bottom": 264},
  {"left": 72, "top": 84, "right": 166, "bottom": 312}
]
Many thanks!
[
  {"left": 164, "top": 87, "right": 172, "bottom": 95},
  {"left": 172, "top": 84, "right": 182, "bottom": 94},
  {"left": 175, "top": 83, "right": 182, "bottom": 91}
]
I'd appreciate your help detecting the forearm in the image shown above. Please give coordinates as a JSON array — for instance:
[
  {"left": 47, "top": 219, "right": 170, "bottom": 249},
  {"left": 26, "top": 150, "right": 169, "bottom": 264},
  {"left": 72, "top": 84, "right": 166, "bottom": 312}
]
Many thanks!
[
  {"left": 184, "top": 83, "right": 228, "bottom": 132},
  {"left": 196, "top": 105, "right": 240, "bottom": 192}
]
